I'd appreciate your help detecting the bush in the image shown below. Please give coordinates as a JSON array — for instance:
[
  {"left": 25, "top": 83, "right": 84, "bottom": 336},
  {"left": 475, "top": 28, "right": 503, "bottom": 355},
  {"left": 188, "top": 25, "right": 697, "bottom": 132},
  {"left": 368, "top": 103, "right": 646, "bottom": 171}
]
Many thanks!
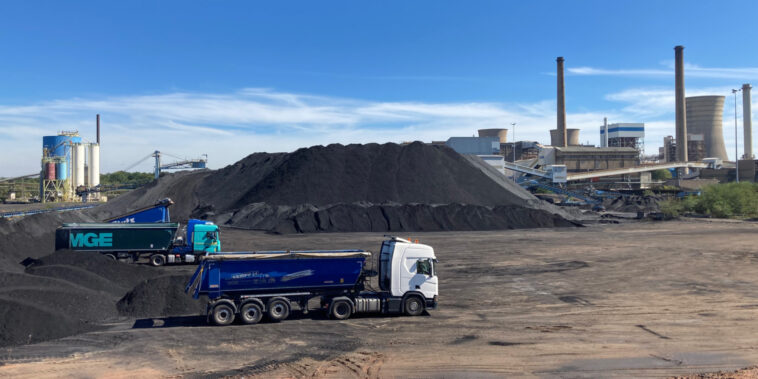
[
  {"left": 693, "top": 182, "right": 758, "bottom": 218},
  {"left": 651, "top": 169, "right": 673, "bottom": 181}
]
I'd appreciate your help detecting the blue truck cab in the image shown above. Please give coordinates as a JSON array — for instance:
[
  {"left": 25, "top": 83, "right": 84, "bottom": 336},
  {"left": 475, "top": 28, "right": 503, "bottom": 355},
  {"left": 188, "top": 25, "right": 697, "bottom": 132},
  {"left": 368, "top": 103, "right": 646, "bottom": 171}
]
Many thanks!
[{"left": 149, "top": 219, "right": 221, "bottom": 266}]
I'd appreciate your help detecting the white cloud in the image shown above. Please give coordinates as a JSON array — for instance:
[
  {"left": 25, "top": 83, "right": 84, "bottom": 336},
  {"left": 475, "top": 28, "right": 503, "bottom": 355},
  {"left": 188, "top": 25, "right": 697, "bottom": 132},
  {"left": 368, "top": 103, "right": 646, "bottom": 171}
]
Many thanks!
[
  {"left": 3, "top": 86, "right": 755, "bottom": 177},
  {"left": 0, "top": 88, "right": 567, "bottom": 177},
  {"left": 568, "top": 64, "right": 758, "bottom": 80}
]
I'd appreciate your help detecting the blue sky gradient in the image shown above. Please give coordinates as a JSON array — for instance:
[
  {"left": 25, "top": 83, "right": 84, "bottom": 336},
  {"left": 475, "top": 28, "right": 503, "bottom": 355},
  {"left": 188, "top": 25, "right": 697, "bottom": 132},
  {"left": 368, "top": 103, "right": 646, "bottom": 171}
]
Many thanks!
[{"left": 1, "top": 1, "right": 757, "bottom": 175}]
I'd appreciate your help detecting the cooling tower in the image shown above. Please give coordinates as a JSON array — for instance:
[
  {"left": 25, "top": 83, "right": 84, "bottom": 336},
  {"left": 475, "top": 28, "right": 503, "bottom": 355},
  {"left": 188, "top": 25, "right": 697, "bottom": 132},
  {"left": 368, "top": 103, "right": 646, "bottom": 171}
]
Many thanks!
[
  {"left": 685, "top": 95, "right": 727, "bottom": 161},
  {"left": 478, "top": 128, "right": 508, "bottom": 143},
  {"left": 550, "top": 128, "right": 580, "bottom": 146}
]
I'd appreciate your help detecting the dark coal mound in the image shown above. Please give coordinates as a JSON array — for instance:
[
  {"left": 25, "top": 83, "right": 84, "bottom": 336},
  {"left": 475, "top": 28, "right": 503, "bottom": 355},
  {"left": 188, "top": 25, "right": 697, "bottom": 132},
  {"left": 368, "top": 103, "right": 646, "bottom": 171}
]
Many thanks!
[
  {"left": 0, "top": 298, "right": 100, "bottom": 346},
  {"left": 0, "top": 251, "right": 162, "bottom": 347},
  {"left": 603, "top": 195, "right": 661, "bottom": 213},
  {"left": 24, "top": 250, "right": 159, "bottom": 298},
  {"left": 198, "top": 143, "right": 529, "bottom": 208},
  {"left": 225, "top": 202, "right": 578, "bottom": 233},
  {"left": 0, "top": 211, "right": 95, "bottom": 273},
  {"left": 93, "top": 142, "right": 576, "bottom": 233},
  {"left": 117, "top": 275, "right": 205, "bottom": 317}
]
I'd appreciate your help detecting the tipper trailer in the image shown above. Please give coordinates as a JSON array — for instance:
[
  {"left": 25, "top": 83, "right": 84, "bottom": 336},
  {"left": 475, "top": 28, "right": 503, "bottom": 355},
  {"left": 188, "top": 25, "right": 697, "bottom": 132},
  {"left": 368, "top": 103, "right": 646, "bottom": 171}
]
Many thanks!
[
  {"left": 55, "top": 219, "right": 221, "bottom": 265},
  {"left": 185, "top": 237, "right": 438, "bottom": 325}
]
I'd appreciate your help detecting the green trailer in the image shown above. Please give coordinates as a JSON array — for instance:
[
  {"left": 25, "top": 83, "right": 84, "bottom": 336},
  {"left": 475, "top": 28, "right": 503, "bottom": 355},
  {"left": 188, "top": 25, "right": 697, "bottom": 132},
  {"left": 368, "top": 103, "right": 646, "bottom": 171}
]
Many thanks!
[
  {"left": 55, "top": 220, "right": 222, "bottom": 265},
  {"left": 55, "top": 222, "right": 179, "bottom": 261}
]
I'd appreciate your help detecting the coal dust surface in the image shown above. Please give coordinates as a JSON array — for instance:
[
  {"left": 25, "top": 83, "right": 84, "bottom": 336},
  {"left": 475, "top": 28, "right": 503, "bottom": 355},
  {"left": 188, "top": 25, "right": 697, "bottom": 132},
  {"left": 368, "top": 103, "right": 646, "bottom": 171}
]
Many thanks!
[{"left": 0, "top": 142, "right": 579, "bottom": 348}]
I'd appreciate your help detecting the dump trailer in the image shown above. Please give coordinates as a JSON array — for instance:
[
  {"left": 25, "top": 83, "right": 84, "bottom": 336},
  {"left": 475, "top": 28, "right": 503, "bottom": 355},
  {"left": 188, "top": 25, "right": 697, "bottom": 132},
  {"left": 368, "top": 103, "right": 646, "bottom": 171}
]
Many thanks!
[
  {"left": 55, "top": 219, "right": 221, "bottom": 265},
  {"left": 185, "top": 237, "right": 438, "bottom": 325},
  {"left": 105, "top": 198, "right": 174, "bottom": 223}
]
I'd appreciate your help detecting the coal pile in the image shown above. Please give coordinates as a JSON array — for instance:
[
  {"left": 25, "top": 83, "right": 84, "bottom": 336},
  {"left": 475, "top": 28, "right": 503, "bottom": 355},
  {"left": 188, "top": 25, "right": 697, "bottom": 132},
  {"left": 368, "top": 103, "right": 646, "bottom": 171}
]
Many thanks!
[
  {"left": 117, "top": 275, "right": 206, "bottom": 318},
  {"left": 602, "top": 195, "right": 662, "bottom": 213},
  {"left": 94, "top": 142, "right": 578, "bottom": 232},
  {"left": 0, "top": 250, "right": 160, "bottom": 347}
]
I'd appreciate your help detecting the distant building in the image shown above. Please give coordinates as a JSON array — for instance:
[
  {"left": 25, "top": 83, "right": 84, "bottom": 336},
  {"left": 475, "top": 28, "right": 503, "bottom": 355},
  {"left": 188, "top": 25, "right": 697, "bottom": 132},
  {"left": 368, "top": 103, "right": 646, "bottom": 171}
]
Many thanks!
[
  {"left": 663, "top": 136, "right": 676, "bottom": 162},
  {"left": 600, "top": 123, "right": 644, "bottom": 157},
  {"left": 540, "top": 146, "right": 639, "bottom": 173},
  {"left": 445, "top": 137, "right": 500, "bottom": 155},
  {"left": 502, "top": 141, "right": 541, "bottom": 162},
  {"left": 662, "top": 134, "right": 706, "bottom": 162}
]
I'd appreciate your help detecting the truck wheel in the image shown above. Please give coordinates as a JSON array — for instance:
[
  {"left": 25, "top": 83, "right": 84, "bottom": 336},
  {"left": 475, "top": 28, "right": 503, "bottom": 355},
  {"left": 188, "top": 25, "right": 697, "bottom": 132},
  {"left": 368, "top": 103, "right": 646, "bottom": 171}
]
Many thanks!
[
  {"left": 240, "top": 302, "right": 263, "bottom": 325},
  {"left": 211, "top": 303, "right": 235, "bottom": 326},
  {"left": 150, "top": 254, "right": 166, "bottom": 267},
  {"left": 330, "top": 299, "right": 352, "bottom": 320},
  {"left": 267, "top": 298, "right": 290, "bottom": 322},
  {"left": 404, "top": 296, "right": 425, "bottom": 316}
]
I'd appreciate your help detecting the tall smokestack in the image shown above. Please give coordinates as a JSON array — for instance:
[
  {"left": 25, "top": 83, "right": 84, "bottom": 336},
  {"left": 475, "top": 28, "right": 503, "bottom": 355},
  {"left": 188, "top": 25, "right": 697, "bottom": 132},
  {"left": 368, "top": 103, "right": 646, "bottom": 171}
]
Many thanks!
[
  {"left": 556, "top": 57, "right": 567, "bottom": 147},
  {"left": 743, "top": 83, "right": 753, "bottom": 159},
  {"left": 96, "top": 114, "right": 100, "bottom": 144},
  {"left": 675, "top": 46, "right": 688, "bottom": 162}
]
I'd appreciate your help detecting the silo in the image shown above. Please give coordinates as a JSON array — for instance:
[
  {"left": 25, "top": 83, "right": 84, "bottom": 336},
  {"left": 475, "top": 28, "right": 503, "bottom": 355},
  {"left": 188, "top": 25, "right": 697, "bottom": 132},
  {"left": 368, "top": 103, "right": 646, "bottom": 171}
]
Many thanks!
[
  {"left": 74, "top": 144, "right": 85, "bottom": 187},
  {"left": 477, "top": 128, "right": 508, "bottom": 143},
  {"left": 45, "top": 162, "right": 56, "bottom": 180},
  {"left": 685, "top": 96, "right": 728, "bottom": 160},
  {"left": 550, "top": 128, "right": 580, "bottom": 146},
  {"left": 89, "top": 144, "right": 100, "bottom": 187},
  {"left": 56, "top": 161, "right": 68, "bottom": 180}
]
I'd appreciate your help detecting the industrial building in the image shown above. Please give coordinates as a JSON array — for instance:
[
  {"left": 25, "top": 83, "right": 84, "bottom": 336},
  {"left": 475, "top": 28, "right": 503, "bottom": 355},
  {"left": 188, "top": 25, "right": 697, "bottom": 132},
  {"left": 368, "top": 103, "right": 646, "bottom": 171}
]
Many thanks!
[
  {"left": 40, "top": 115, "right": 102, "bottom": 202},
  {"left": 599, "top": 122, "right": 644, "bottom": 154},
  {"left": 539, "top": 146, "right": 639, "bottom": 172}
]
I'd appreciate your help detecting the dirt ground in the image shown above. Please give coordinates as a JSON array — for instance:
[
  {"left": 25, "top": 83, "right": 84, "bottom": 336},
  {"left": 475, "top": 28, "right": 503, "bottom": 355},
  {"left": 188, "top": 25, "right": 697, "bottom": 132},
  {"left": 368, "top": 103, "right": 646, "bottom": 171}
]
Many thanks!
[{"left": 2, "top": 219, "right": 758, "bottom": 378}]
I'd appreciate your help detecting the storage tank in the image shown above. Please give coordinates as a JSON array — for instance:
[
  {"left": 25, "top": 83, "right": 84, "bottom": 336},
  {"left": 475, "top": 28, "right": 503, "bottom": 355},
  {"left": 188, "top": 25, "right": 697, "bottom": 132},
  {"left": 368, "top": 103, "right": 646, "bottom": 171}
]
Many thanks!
[
  {"left": 74, "top": 144, "right": 85, "bottom": 187},
  {"left": 89, "top": 144, "right": 100, "bottom": 187},
  {"left": 45, "top": 162, "right": 56, "bottom": 180},
  {"left": 550, "top": 128, "right": 580, "bottom": 146},
  {"left": 686, "top": 96, "right": 727, "bottom": 161},
  {"left": 42, "top": 134, "right": 81, "bottom": 160},
  {"left": 56, "top": 162, "right": 68, "bottom": 180},
  {"left": 477, "top": 128, "right": 508, "bottom": 143}
]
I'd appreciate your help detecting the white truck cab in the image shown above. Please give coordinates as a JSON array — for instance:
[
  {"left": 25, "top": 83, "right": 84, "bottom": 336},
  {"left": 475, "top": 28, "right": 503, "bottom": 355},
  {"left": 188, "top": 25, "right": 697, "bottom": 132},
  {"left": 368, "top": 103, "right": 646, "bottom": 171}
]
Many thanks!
[{"left": 379, "top": 237, "right": 438, "bottom": 311}]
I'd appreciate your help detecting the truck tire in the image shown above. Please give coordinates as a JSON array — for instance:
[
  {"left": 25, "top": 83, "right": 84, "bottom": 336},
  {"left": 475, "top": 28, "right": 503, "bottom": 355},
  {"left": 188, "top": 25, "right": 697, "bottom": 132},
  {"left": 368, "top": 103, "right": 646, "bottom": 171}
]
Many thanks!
[
  {"left": 267, "top": 298, "right": 290, "bottom": 322},
  {"left": 240, "top": 302, "right": 263, "bottom": 325},
  {"left": 150, "top": 254, "right": 166, "bottom": 267},
  {"left": 211, "top": 303, "right": 235, "bottom": 326},
  {"left": 404, "top": 296, "right": 425, "bottom": 316},
  {"left": 330, "top": 299, "right": 352, "bottom": 320}
]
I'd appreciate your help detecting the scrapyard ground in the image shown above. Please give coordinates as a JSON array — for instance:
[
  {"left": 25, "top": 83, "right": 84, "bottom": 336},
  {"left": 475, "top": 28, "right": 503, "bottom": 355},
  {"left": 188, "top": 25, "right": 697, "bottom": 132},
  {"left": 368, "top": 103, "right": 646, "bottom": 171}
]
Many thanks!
[{"left": 2, "top": 219, "right": 758, "bottom": 378}]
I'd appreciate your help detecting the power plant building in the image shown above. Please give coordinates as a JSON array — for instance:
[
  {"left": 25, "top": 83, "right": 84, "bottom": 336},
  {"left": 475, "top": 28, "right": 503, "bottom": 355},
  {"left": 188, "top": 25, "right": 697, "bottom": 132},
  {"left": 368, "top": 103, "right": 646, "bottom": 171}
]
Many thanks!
[{"left": 599, "top": 123, "right": 644, "bottom": 154}]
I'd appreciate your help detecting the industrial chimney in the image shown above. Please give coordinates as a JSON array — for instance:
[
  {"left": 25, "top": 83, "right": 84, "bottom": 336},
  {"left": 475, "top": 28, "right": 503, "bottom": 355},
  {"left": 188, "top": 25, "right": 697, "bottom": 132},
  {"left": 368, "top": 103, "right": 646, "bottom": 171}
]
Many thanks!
[
  {"left": 675, "top": 46, "right": 688, "bottom": 162},
  {"left": 556, "top": 57, "right": 567, "bottom": 147},
  {"left": 96, "top": 114, "right": 100, "bottom": 144},
  {"left": 743, "top": 84, "right": 753, "bottom": 159}
]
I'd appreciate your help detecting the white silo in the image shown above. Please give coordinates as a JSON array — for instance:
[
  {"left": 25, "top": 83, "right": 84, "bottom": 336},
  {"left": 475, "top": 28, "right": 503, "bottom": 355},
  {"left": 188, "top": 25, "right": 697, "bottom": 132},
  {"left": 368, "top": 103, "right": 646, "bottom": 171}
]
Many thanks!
[
  {"left": 74, "top": 144, "right": 85, "bottom": 187},
  {"left": 89, "top": 144, "right": 100, "bottom": 187}
]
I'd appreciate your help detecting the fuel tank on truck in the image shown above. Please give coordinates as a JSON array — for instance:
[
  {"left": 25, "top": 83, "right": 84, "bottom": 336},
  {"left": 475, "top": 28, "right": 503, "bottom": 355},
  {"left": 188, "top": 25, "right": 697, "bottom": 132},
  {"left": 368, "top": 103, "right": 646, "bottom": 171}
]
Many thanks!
[{"left": 187, "top": 250, "right": 371, "bottom": 299}]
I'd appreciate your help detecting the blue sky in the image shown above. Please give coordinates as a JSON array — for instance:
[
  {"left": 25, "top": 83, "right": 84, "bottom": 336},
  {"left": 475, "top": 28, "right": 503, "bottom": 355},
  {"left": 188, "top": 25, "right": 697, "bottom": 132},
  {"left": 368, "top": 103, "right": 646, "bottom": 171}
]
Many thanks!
[{"left": 1, "top": 1, "right": 757, "bottom": 176}]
